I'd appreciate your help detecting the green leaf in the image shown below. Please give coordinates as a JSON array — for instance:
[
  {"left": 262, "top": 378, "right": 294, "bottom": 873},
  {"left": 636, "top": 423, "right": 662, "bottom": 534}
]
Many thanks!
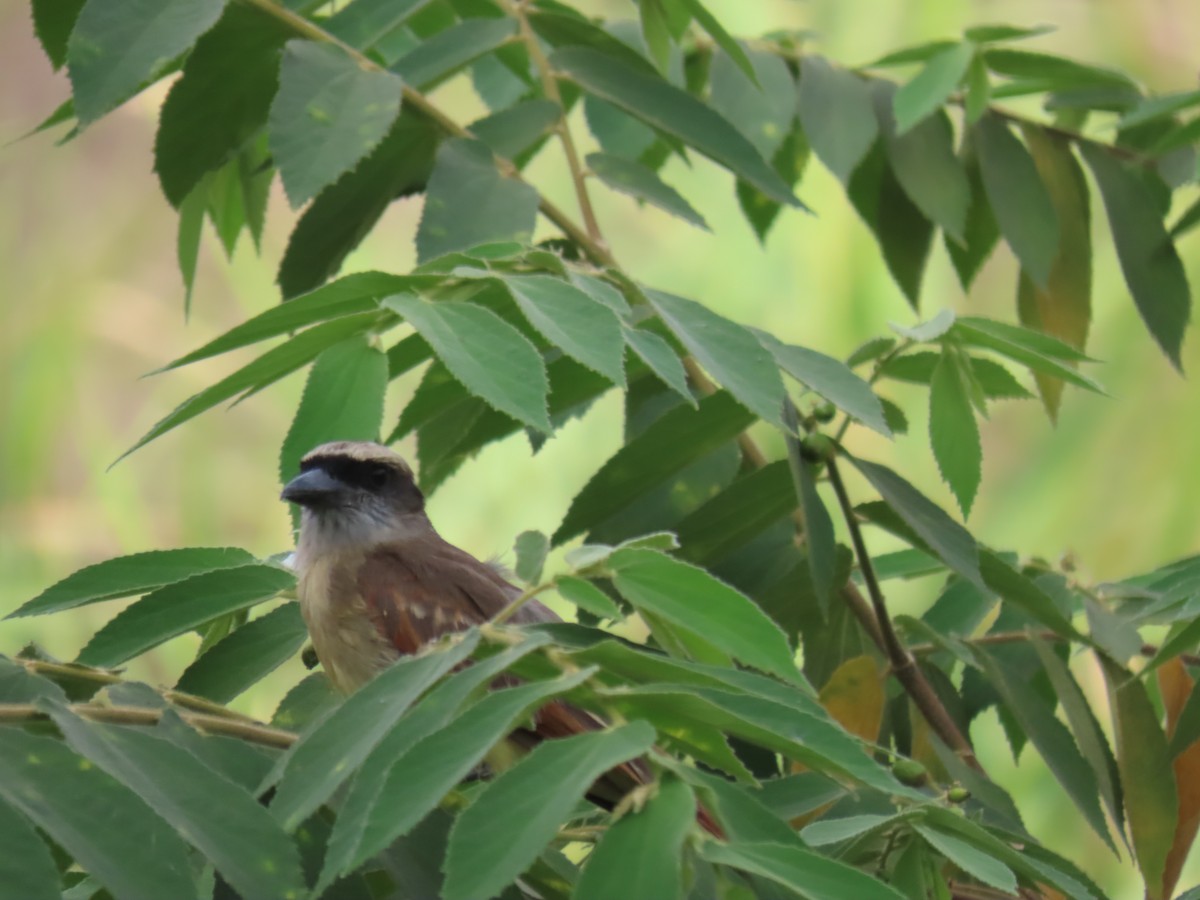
[
  {"left": 279, "top": 336, "right": 388, "bottom": 492},
  {"left": 176, "top": 180, "right": 205, "bottom": 310},
  {"left": 153, "top": 5, "right": 288, "bottom": 207},
  {"left": 1032, "top": 637, "right": 1124, "bottom": 835},
  {"left": 847, "top": 142, "right": 934, "bottom": 307},
  {"left": 269, "top": 40, "right": 403, "bottom": 207},
  {"left": 0, "top": 795, "right": 59, "bottom": 900},
  {"left": 973, "top": 113, "right": 1059, "bottom": 287},
  {"left": 680, "top": 0, "right": 754, "bottom": 81},
  {"left": 118, "top": 313, "right": 381, "bottom": 464},
  {"left": 700, "top": 841, "right": 908, "bottom": 900},
  {"left": 551, "top": 46, "right": 800, "bottom": 206},
  {"left": 953, "top": 318, "right": 1103, "bottom": 393},
  {"left": 1100, "top": 657, "right": 1178, "bottom": 899},
  {"left": 9, "top": 547, "right": 255, "bottom": 619},
  {"left": 610, "top": 548, "right": 800, "bottom": 683},
  {"left": 893, "top": 42, "right": 973, "bottom": 135},
  {"left": 314, "top": 636, "right": 552, "bottom": 894},
  {"left": 554, "top": 391, "right": 754, "bottom": 545},
  {"left": 984, "top": 48, "right": 1135, "bottom": 91},
  {"left": 576, "top": 777, "right": 695, "bottom": 900},
  {"left": 416, "top": 138, "right": 539, "bottom": 261},
  {"left": 758, "top": 335, "right": 889, "bottom": 435},
  {"left": 781, "top": 411, "right": 836, "bottom": 613},
  {"left": 386, "top": 294, "right": 550, "bottom": 433},
  {"left": 623, "top": 326, "right": 694, "bottom": 403},
  {"left": 44, "top": 703, "right": 306, "bottom": 900},
  {"left": 881, "top": 96, "right": 970, "bottom": 244},
  {"left": 67, "top": 0, "right": 224, "bottom": 125},
  {"left": 501, "top": 273, "right": 627, "bottom": 385},
  {"left": 964, "top": 24, "right": 1056, "bottom": 44},
  {"left": 390, "top": 17, "right": 517, "bottom": 90},
  {"left": 675, "top": 460, "right": 795, "bottom": 565},
  {"left": 867, "top": 40, "right": 959, "bottom": 69},
  {"left": 514, "top": 530, "right": 550, "bottom": 584},
  {"left": 31, "top": 0, "right": 87, "bottom": 70},
  {"left": 354, "top": 670, "right": 596, "bottom": 870},
  {"left": 0, "top": 730, "right": 198, "bottom": 900},
  {"left": 945, "top": 140, "right": 1000, "bottom": 289},
  {"left": 175, "top": 603, "right": 308, "bottom": 703},
  {"left": 441, "top": 721, "right": 656, "bottom": 900},
  {"left": 963, "top": 52, "right": 991, "bottom": 123},
  {"left": 977, "top": 551, "right": 1079, "bottom": 637},
  {"left": 914, "top": 825, "right": 1018, "bottom": 894},
  {"left": 929, "top": 351, "right": 982, "bottom": 516},
  {"left": 278, "top": 112, "right": 440, "bottom": 298},
  {"left": 708, "top": 45, "right": 796, "bottom": 159},
  {"left": 268, "top": 632, "right": 479, "bottom": 830},
  {"left": 587, "top": 152, "right": 709, "bottom": 230},
  {"left": 648, "top": 290, "right": 787, "bottom": 429},
  {"left": 555, "top": 576, "right": 623, "bottom": 619},
  {"left": 324, "top": 0, "right": 432, "bottom": 49},
  {"left": 1079, "top": 143, "right": 1191, "bottom": 370},
  {"left": 797, "top": 56, "right": 878, "bottom": 185},
  {"left": 850, "top": 457, "right": 983, "bottom": 588},
  {"left": 801, "top": 813, "right": 898, "bottom": 846},
  {"left": 882, "top": 352, "right": 1032, "bottom": 399},
  {"left": 271, "top": 672, "right": 341, "bottom": 731},
  {"left": 972, "top": 648, "right": 1116, "bottom": 852},
  {"left": 470, "top": 99, "right": 562, "bottom": 159},
  {"left": 75, "top": 564, "right": 294, "bottom": 668}
]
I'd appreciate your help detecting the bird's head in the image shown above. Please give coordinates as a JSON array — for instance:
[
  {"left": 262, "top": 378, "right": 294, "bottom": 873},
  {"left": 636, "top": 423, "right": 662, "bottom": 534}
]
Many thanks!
[{"left": 281, "top": 441, "right": 428, "bottom": 548}]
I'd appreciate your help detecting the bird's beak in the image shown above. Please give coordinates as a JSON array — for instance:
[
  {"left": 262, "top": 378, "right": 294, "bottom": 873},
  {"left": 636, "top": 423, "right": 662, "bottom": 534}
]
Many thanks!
[{"left": 281, "top": 468, "right": 348, "bottom": 508}]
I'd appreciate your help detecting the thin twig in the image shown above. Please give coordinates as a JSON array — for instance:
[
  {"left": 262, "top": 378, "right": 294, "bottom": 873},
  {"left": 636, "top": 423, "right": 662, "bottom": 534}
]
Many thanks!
[
  {"left": 0, "top": 703, "right": 297, "bottom": 750},
  {"left": 825, "top": 453, "right": 983, "bottom": 772},
  {"left": 491, "top": 582, "right": 555, "bottom": 625}
]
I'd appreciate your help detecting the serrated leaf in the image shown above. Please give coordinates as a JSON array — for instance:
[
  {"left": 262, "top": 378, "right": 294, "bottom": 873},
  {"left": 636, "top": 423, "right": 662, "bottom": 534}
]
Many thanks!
[
  {"left": 10, "top": 547, "right": 255, "bottom": 619},
  {"left": 701, "top": 841, "right": 907, "bottom": 900},
  {"left": 514, "top": 530, "right": 550, "bottom": 584},
  {"left": 964, "top": 24, "right": 1056, "bottom": 44},
  {"left": 470, "top": 98, "right": 561, "bottom": 159},
  {"left": 324, "top": 0, "right": 432, "bottom": 49},
  {"left": 974, "top": 113, "right": 1059, "bottom": 288},
  {"left": 555, "top": 576, "right": 623, "bottom": 619},
  {"left": 576, "top": 777, "right": 695, "bottom": 900},
  {"left": 867, "top": 40, "right": 959, "bottom": 69},
  {"left": 587, "top": 152, "right": 709, "bottom": 230},
  {"left": 0, "top": 730, "right": 198, "bottom": 900},
  {"left": 708, "top": 44, "right": 795, "bottom": 159},
  {"left": 623, "top": 326, "right": 694, "bottom": 403},
  {"left": 801, "top": 813, "right": 897, "bottom": 846},
  {"left": 953, "top": 318, "right": 1103, "bottom": 393},
  {"left": 1100, "top": 656, "right": 1179, "bottom": 899},
  {"left": 268, "top": 631, "right": 480, "bottom": 831},
  {"left": 972, "top": 647, "right": 1116, "bottom": 852},
  {"left": 609, "top": 548, "right": 800, "bottom": 684},
  {"left": 31, "top": 0, "right": 87, "bottom": 70},
  {"left": 176, "top": 180, "right": 205, "bottom": 310},
  {"left": 945, "top": 139, "right": 1001, "bottom": 289},
  {"left": 759, "top": 335, "right": 889, "bottom": 435},
  {"left": 893, "top": 42, "right": 973, "bottom": 135},
  {"left": 648, "top": 290, "right": 787, "bottom": 429},
  {"left": 385, "top": 294, "right": 551, "bottom": 433},
  {"left": 915, "top": 825, "right": 1018, "bottom": 894},
  {"left": 675, "top": 460, "right": 795, "bottom": 565},
  {"left": 279, "top": 112, "right": 440, "bottom": 298},
  {"left": 798, "top": 56, "right": 878, "bottom": 185},
  {"left": 501, "top": 273, "right": 627, "bottom": 385},
  {"left": 279, "top": 336, "right": 388, "bottom": 499},
  {"left": 553, "top": 391, "right": 754, "bottom": 545},
  {"left": 76, "top": 564, "right": 294, "bottom": 668},
  {"left": 154, "top": 5, "right": 288, "bottom": 207},
  {"left": 353, "top": 670, "right": 596, "bottom": 871},
  {"left": 390, "top": 17, "right": 517, "bottom": 90},
  {"left": 1016, "top": 125, "right": 1092, "bottom": 418},
  {"left": 963, "top": 53, "right": 991, "bottom": 124},
  {"left": 781, "top": 412, "right": 836, "bottom": 613},
  {"left": 0, "top": 794, "right": 59, "bottom": 900},
  {"left": 175, "top": 603, "right": 308, "bottom": 703},
  {"left": 929, "top": 352, "right": 982, "bottom": 516},
  {"left": 880, "top": 94, "right": 970, "bottom": 244},
  {"left": 117, "top": 313, "right": 381, "bottom": 463},
  {"left": 67, "top": 0, "right": 224, "bottom": 125},
  {"left": 850, "top": 456, "right": 983, "bottom": 589},
  {"left": 1079, "top": 143, "right": 1191, "bottom": 370},
  {"left": 416, "top": 138, "right": 539, "bottom": 261},
  {"left": 45, "top": 702, "right": 306, "bottom": 900},
  {"left": 881, "top": 352, "right": 1032, "bottom": 399},
  {"left": 442, "top": 721, "right": 657, "bottom": 900},
  {"left": 984, "top": 48, "right": 1135, "bottom": 91},
  {"left": 269, "top": 40, "right": 403, "bottom": 207},
  {"left": 551, "top": 46, "right": 800, "bottom": 206}
]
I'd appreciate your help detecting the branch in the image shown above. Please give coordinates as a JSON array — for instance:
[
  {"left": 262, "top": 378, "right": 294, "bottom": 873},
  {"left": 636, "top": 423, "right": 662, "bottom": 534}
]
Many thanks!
[
  {"left": 0, "top": 702, "right": 297, "bottom": 750},
  {"left": 824, "top": 452, "right": 984, "bottom": 773}
]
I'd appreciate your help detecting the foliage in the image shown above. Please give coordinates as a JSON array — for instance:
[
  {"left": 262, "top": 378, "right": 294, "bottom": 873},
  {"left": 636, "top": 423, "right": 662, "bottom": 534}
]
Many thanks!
[{"left": 7, "top": 0, "right": 1200, "bottom": 898}]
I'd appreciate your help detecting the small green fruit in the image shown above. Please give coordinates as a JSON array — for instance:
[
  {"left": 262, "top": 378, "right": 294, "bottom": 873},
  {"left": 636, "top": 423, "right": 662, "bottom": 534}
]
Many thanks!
[{"left": 892, "top": 758, "right": 928, "bottom": 787}]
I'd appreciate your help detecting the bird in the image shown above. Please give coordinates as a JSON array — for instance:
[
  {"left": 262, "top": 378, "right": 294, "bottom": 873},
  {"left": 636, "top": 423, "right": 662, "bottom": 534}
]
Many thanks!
[{"left": 279, "top": 440, "right": 672, "bottom": 814}]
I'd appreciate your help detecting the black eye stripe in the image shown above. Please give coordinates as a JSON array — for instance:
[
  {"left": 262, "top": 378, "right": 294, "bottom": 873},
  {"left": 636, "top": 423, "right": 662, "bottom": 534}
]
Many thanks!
[{"left": 300, "top": 456, "right": 402, "bottom": 490}]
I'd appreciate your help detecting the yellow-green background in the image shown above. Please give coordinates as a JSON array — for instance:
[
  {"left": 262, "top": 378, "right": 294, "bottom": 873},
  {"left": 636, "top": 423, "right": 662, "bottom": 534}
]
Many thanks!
[{"left": 3, "top": 1, "right": 1200, "bottom": 894}]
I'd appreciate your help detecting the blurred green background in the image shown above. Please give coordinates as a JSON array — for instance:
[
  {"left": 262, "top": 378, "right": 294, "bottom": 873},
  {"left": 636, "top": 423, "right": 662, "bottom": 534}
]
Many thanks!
[{"left": 3, "top": 0, "right": 1200, "bottom": 894}]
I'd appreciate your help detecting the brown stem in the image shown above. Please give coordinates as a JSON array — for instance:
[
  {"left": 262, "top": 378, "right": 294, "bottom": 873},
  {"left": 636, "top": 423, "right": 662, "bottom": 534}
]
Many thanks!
[
  {"left": 825, "top": 453, "right": 983, "bottom": 773},
  {"left": 0, "top": 702, "right": 297, "bottom": 750}
]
